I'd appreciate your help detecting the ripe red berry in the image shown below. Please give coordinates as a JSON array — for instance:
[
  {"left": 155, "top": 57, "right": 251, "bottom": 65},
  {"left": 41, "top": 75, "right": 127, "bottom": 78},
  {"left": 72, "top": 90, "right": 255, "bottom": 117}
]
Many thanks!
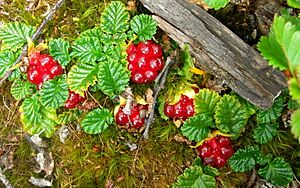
[
  {"left": 164, "top": 94, "right": 195, "bottom": 120},
  {"left": 64, "top": 90, "right": 86, "bottom": 109},
  {"left": 126, "top": 40, "right": 164, "bottom": 84},
  {"left": 196, "top": 136, "right": 234, "bottom": 168},
  {"left": 115, "top": 103, "right": 148, "bottom": 129},
  {"left": 27, "top": 52, "right": 64, "bottom": 89}
]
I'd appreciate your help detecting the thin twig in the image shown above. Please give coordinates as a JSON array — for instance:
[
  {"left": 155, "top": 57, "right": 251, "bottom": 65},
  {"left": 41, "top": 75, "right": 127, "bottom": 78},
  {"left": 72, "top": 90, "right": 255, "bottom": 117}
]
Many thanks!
[
  {"left": 142, "top": 56, "right": 174, "bottom": 139},
  {"left": 0, "top": 0, "right": 66, "bottom": 86},
  {"left": 0, "top": 168, "right": 14, "bottom": 188},
  {"left": 247, "top": 168, "right": 257, "bottom": 188}
]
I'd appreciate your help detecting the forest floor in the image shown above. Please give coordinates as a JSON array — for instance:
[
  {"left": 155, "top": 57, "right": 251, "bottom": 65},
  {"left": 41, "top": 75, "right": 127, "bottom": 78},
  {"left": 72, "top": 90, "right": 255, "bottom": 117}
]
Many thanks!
[{"left": 0, "top": 0, "right": 299, "bottom": 188}]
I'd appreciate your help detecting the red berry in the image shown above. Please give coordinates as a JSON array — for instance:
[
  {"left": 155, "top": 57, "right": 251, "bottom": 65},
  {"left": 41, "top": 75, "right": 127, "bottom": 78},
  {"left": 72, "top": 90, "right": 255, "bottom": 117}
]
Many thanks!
[
  {"left": 195, "top": 136, "right": 234, "bottom": 168},
  {"left": 149, "top": 58, "right": 164, "bottom": 71},
  {"left": 65, "top": 100, "right": 77, "bottom": 109},
  {"left": 131, "top": 72, "right": 144, "bottom": 84},
  {"left": 115, "top": 108, "right": 129, "bottom": 125},
  {"left": 64, "top": 90, "right": 86, "bottom": 109},
  {"left": 144, "top": 70, "right": 157, "bottom": 82},
  {"left": 27, "top": 52, "right": 63, "bottom": 89},
  {"left": 151, "top": 43, "right": 163, "bottom": 58},
  {"left": 164, "top": 104, "right": 175, "bottom": 117},
  {"left": 126, "top": 40, "right": 164, "bottom": 84},
  {"left": 27, "top": 66, "right": 42, "bottom": 84},
  {"left": 115, "top": 103, "right": 148, "bottom": 130}
]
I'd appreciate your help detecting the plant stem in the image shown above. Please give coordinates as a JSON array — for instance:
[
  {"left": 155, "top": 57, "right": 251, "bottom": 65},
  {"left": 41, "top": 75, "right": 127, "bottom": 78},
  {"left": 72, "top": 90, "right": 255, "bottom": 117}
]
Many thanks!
[
  {"left": 0, "top": 0, "right": 66, "bottom": 86},
  {"left": 142, "top": 55, "right": 174, "bottom": 139}
]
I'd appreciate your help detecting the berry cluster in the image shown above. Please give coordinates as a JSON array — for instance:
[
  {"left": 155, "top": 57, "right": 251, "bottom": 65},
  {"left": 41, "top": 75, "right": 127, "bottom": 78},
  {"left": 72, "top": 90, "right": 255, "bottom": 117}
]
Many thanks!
[
  {"left": 115, "top": 103, "right": 148, "bottom": 129},
  {"left": 126, "top": 40, "right": 164, "bottom": 84},
  {"left": 27, "top": 52, "right": 63, "bottom": 89},
  {"left": 64, "top": 91, "right": 86, "bottom": 109},
  {"left": 196, "top": 136, "right": 234, "bottom": 168},
  {"left": 164, "top": 95, "right": 195, "bottom": 120}
]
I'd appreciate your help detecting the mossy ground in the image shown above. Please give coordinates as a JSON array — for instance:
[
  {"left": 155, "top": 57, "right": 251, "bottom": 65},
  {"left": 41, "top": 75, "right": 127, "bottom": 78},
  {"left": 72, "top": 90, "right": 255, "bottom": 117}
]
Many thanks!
[{"left": 0, "top": 0, "right": 300, "bottom": 188}]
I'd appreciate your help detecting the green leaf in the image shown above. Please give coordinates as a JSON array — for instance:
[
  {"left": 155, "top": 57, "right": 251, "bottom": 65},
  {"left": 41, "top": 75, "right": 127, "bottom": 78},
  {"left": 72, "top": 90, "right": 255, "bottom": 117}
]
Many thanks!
[
  {"left": 253, "top": 122, "right": 279, "bottom": 144},
  {"left": 257, "top": 94, "right": 284, "bottom": 123},
  {"left": 130, "top": 14, "right": 157, "bottom": 41},
  {"left": 97, "top": 60, "right": 130, "bottom": 97},
  {"left": 20, "top": 95, "right": 42, "bottom": 125},
  {"left": 258, "top": 15, "right": 300, "bottom": 71},
  {"left": 229, "top": 145, "right": 260, "bottom": 172},
  {"left": 288, "top": 98, "right": 300, "bottom": 110},
  {"left": 258, "top": 157, "right": 293, "bottom": 186},
  {"left": 10, "top": 79, "right": 32, "bottom": 100},
  {"left": 256, "top": 153, "right": 273, "bottom": 166},
  {"left": 232, "top": 93, "right": 257, "bottom": 117},
  {"left": 214, "top": 95, "right": 248, "bottom": 137},
  {"left": 20, "top": 95, "right": 58, "bottom": 137},
  {"left": 289, "top": 78, "right": 300, "bottom": 103},
  {"left": 70, "top": 36, "right": 102, "bottom": 63},
  {"left": 57, "top": 109, "right": 82, "bottom": 125},
  {"left": 0, "top": 50, "right": 16, "bottom": 78},
  {"left": 100, "top": 1, "right": 129, "bottom": 34},
  {"left": 203, "top": 0, "right": 230, "bottom": 10},
  {"left": 49, "top": 38, "right": 71, "bottom": 67},
  {"left": 181, "top": 114, "right": 213, "bottom": 142},
  {"left": 178, "top": 45, "right": 195, "bottom": 81},
  {"left": 202, "top": 166, "right": 220, "bottom": 178},
  {"left": 81, "top": 27, "right": 101, "bottom": 39},
  {"left": 291, "top": 110, "right": 300, "bottom": 142},
  {"left": 173, "top": 166, "right": 216, "bottom": 188},
  {"left": 195, "top": 89, "right": 221, "bottom": 117},
  {"left": 67, "top": 62, "right": 98, "bottom": 96},
  {"left": 0, "top": 22, "right": 35, "bottom": 51},
  {"left": 80, "top": 108, "right": 113, "bottom": 134},
  {"left": 40, "top": 76, "right": 69, "bottom": 109},
  {"left": 288, "top": 0, "right": 300, "bottom": 8}
]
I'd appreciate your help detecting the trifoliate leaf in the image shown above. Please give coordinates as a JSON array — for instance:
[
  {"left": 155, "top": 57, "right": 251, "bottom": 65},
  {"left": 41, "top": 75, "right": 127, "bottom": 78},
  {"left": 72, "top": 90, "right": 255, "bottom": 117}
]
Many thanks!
[
  {"left": 8, "top": 67, "right": 21, "bottom": 81},
  {"left": 130, "top": 14, "right": 157, "bottom": 41},
  {"left": 258, "top": 157, "right": 293, "bottom": 186},
  {"left": 0, "top": 50, "right": 16, "bottom": 78},
  {"left": 57, "top": 109, "right": 82, "bottom": 125},
  {"left": 70, "top": 36, "right": 102, "bottom": 63},
  {"left": 80, "top": 108, "right": 113, "bottom": 134},
  {"left": 100, "top": 1, "right": 129, "bottom": 34},
  {"left": 195, "top": 89, "right": 221, "bottom": 117},
  {"left": 291, "top": 110, "right": 300, "bottom": 142},
  {"left": 49, "top": 38, "right": 71, "bottom": 67},
  {"left": 288, "top": 0, "right": 300, "bottom": 9},
  {"left": 67, "top": 62, "right": 98, "bottom": 96},
  {"left": 253, "top": 122, "right": 279, "bottom": 144},
  {"left": 10, "top": 79, "right": 32, "bottom": 100},
  {"left": 97, "top": 60, "right": 130, "bottom": 97},
  {"left": 202, "top": 166, "right": 220, "bottom": 178},
  {"left": 214, "top": 95, "right": 248, "bottom": 137},
  {"left": 101, "top": 33, "right": 127, "bottom": 46},
  {"left": 258, "top": 15, "right": 300, "bottom": 71},
  {"left": 289, "top": 78, "right": 300, "bottom": 103},
  {"left": 40, "top": 76, "right": 69, "bottom": 109},
  {"left": 203, "top": 0, "right": 230, "bottom": 10},
  {"left": 257, "top": 94, "right": 284, "bottom": 123},
  {"left": 181, "top": 114, "right": 213, "bottom": 142},
  {"left": 173, "top": 166, "right": 216, "bottom": 188},
  {"left": 0, "top": 22, "right": 35, "bottom": 51},
  {"left": 20, "top": 96, "right": 58, "bottom": 137},
  {"left": 229, "top": 145, "right": 260, "bottom": 172}
]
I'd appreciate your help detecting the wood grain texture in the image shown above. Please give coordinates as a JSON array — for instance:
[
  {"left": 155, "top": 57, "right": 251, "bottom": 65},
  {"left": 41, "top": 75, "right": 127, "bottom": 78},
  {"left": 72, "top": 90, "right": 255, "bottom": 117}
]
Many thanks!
[{"left": 140, "top": 0, "right": 287, "bottom": 109}]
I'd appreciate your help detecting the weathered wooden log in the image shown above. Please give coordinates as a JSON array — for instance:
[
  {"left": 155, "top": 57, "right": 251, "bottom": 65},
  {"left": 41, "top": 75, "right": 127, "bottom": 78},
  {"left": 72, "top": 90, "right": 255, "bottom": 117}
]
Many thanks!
[{"left": 140, "top": 0, "right": 287, "bottom": 109}]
